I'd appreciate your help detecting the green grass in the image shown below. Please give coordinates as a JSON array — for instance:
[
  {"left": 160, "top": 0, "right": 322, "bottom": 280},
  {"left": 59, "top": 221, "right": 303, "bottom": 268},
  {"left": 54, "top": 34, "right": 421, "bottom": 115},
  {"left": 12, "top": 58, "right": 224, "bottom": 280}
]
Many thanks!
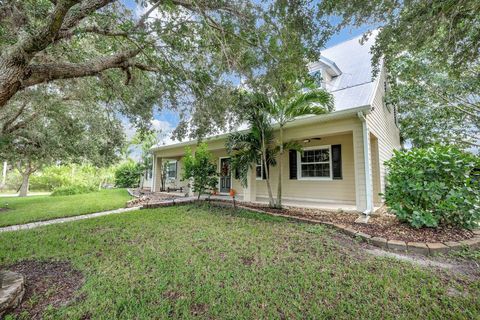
[
  {"left": 0, "top": 205, "right": 479, "bottom": 319},
  {"left": 0, "top": 189, "right": 131, "bottom": 227}
]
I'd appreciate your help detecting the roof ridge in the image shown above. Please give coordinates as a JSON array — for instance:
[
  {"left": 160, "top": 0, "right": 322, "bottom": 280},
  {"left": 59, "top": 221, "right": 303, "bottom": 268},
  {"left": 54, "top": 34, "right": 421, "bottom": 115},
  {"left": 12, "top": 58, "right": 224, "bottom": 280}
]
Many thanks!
[{"left": 322, "top": 29, "right": 378, "bottom": 52}]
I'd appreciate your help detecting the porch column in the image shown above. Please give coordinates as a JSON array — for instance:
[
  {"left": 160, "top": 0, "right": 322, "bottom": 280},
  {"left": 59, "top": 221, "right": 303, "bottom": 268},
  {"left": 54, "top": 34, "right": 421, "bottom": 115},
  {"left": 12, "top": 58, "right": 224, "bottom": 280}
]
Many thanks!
[
  {"left": 243, "top": 167, "right": 256, "bottom": 202},
  {"left": 353, "top": 114, "right": 374, "bottom": 213},
  {"left": 153, "top": 156, "right": 162, "bottom": 192}
]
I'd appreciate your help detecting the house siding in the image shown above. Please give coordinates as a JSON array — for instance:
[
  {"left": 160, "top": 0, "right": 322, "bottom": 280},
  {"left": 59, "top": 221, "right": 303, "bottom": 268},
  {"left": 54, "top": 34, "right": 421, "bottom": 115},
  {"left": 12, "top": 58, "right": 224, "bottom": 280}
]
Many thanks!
[
  {"left": 366, "top": 68, "right": 401, "bottom": 199},
  {"left": 254, "top": 132, "right": 356, "bottom": 204}
]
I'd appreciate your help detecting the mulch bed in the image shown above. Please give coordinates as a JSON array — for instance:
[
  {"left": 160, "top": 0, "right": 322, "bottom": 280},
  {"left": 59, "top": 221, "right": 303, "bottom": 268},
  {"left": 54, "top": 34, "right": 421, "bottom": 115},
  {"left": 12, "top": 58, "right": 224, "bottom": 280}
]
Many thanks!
[
  {"left": 5, "top": 260, "right": 84, "bottom": 319},
  {"left": 239, "top": 203, "right": 475, "bottom": 243}
]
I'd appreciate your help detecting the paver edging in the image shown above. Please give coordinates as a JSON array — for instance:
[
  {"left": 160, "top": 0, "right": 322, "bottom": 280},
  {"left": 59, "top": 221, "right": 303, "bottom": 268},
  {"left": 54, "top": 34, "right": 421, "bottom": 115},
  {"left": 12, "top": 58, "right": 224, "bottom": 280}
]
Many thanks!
[{"left": 202, "top": 200, "right": 479, "bottom": 256}]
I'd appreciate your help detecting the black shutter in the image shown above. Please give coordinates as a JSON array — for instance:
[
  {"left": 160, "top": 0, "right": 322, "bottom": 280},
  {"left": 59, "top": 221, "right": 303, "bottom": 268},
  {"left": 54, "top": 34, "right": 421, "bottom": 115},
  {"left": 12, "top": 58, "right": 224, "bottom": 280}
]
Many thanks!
[
  {"left": 262, "top": 164, "right": 267, "bottom": 180},
  {"left": 289, "top": 150, "right": 297, "bottom": 179},
  {"left": 175, "top": 161, "right": 178, "bottom": 179},
  {"left": 332, "top": 144, "right": 342, "bottom": 179}
]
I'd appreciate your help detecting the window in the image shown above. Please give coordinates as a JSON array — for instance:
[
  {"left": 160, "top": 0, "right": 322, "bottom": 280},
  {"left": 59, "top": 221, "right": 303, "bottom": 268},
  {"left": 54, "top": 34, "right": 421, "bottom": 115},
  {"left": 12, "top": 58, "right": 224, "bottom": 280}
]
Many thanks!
[
  {"left": 298, "top": 146, "right": 332, "bottom": 179},
  {"left": 255, "top": 160, "right": 263, "bottom": 180},
  {"left": 166, "top": 161, "right": 176, "bottom": 179}
]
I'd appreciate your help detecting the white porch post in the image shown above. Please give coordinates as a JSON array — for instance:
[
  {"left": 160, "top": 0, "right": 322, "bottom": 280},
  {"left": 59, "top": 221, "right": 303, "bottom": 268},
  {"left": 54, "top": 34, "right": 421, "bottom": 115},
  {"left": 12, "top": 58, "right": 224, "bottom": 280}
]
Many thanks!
[
  {"left": 243, "top": 167, "right": 256, "bottom": 202},
  {"left": 153, "top": 156, "right": 162, "bottom": 192},
  {"left": 151, "top": 155, "right": 157, "bottom": 192},
  {"left": 356, "top": 112, "right": 374, "bottom": 214}
]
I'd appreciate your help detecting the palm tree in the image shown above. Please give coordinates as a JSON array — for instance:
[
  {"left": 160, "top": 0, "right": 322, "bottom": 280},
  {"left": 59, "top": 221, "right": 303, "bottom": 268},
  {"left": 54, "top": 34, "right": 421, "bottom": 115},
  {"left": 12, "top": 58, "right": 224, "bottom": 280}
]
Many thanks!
[
  {"left": 265, "top": 86, "right": 334, "bottom": 208},
  {"left": 226, "top": 93, "right": 277, "bottom": 207}
]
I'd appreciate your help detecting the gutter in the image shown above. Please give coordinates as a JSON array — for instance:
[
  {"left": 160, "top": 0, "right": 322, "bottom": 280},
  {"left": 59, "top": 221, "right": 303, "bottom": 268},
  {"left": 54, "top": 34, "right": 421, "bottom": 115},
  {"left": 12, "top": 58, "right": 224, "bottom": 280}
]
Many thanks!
[
  {"left": 150, "top": 105, "right": 372, "bottom": 152},
  {"left": 357, "top": 111, "right": 373, "bottom": 215}
]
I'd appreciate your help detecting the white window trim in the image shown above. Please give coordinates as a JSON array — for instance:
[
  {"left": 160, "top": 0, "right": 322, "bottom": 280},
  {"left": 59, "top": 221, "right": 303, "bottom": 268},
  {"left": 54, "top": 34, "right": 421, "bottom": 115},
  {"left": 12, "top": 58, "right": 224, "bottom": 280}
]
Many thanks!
[
  {"left": 297, "top": 145, "right": 333, "bottom": 181},
  {"left": 166, "top": 160, "right": 177, "bottom": 180}
]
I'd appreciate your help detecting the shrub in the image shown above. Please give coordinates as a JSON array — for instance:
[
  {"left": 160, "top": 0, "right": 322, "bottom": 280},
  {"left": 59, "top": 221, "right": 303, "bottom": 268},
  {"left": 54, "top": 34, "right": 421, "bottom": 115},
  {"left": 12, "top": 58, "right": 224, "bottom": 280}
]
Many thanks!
[
  {"left": 384, "top": 146, "right": 480, "bottom": 229},
  {"left": 114, "top": 162, "right": 142, "bottom": 188},
  {"left": 51, "top": 184, "right": 97, "bottom": 196},
  {"left": 182, "top": 143, "right": 218, "bottom": 199}
]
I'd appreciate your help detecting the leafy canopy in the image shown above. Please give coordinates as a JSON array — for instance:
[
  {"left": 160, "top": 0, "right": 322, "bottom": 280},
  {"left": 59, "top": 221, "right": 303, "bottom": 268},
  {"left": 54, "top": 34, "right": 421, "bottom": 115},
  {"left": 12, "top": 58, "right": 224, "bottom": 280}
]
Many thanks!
[{"left": 0, "top": 0, "right": 334, "bottom": 139}]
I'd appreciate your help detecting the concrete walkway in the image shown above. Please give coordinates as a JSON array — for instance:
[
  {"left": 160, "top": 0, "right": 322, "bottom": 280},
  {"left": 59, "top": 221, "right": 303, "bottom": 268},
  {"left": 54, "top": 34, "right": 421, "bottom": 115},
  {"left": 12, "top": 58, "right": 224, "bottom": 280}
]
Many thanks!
[
  {"left": 0, "top": 207, "right": 141, "bottom": 233},
  {"left": 0, "top": 192, "right": 51, "bottom": 198}
]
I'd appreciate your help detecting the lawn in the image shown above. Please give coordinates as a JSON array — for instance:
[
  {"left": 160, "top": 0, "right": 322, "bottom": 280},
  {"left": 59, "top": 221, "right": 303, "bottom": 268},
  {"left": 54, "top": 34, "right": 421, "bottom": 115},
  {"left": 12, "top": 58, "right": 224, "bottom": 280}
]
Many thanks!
[
  {"left": 0, "top": 205, "right": 478, "bottom": 319},
  {"left": 0, "top": 189, "right": 131, "bottom": 227}
]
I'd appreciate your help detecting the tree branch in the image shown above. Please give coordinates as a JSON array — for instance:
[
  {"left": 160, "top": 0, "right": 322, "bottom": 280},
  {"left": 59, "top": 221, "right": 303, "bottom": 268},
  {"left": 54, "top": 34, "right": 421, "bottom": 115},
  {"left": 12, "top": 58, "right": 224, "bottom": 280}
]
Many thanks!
[
  {"left": 22, "top": 49, "right": 142, "bottom": 88},
  {"left": 3, "top": 111, "right": 39, "bottom": 134},
  {"left": 58, "top": 0, "right": 116, "bottom": 34},
  {"left": 2, "top": 101, "right": 27, "bottom": 133}
]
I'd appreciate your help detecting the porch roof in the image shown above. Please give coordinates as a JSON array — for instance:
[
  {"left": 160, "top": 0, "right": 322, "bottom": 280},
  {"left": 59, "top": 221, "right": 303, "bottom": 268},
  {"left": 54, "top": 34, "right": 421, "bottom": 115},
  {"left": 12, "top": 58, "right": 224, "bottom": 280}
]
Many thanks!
[{"left": 151, "top": 105, "right": 370, "bottom": 153}]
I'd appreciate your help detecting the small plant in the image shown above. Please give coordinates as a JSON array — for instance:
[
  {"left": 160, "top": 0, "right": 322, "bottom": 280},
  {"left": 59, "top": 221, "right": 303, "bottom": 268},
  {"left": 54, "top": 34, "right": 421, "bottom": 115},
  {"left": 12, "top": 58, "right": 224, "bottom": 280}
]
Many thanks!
[
  {"left": 384, "top": 145, "right": 480, "bottom": 229},
  {"left": 182, "top": 143, "right": 218, "bottom": 200},
  {"left": 114, "top": 162, "right": 142, "bottom": 188}
]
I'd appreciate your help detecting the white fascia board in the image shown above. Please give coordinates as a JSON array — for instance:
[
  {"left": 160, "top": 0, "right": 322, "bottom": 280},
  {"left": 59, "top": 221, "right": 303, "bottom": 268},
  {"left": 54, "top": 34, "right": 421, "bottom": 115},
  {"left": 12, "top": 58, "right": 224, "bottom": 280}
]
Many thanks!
[{"left": 150, "top": 105, "right": 372, "bottom": 153}]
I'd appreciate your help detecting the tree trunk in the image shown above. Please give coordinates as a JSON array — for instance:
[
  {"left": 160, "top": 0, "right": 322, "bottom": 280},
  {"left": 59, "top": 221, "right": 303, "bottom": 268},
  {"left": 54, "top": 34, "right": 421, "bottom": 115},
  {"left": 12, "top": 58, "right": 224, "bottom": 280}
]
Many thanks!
[
  {"left": 0, "top": 54, "right": 28, "bottom": 108},
  {"left": 261, "top": 131, "right": 275, "bottom": 207},
  {"left": 18, "top": 170, "right": 31, "bottom": 197},
  {"left": 276, "top": 126, "right": 284, "bottom": 208},
  {"left": 1, "top": 161, "right": 7, "bottom": 188}
]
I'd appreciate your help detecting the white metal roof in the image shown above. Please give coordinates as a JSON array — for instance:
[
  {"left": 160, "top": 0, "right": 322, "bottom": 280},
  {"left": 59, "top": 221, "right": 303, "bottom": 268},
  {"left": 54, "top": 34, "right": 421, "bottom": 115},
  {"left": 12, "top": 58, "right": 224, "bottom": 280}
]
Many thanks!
[{"left": 311, "top": 31, "right": 378, "bottom": 111}]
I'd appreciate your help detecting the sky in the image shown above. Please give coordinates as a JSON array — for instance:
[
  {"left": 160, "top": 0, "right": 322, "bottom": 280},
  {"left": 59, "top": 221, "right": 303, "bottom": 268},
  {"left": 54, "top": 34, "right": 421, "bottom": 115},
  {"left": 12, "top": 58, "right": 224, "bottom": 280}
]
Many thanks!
[{"left": 121, "top": 0, "right": 375, "bottom": 152}]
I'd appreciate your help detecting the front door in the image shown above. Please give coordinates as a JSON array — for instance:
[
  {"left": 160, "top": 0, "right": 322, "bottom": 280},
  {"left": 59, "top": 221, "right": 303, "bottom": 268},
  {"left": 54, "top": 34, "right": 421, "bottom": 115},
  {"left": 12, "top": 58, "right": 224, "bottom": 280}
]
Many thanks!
[{"left": 219, "top": 158, "right": 231, "bottom": 193}]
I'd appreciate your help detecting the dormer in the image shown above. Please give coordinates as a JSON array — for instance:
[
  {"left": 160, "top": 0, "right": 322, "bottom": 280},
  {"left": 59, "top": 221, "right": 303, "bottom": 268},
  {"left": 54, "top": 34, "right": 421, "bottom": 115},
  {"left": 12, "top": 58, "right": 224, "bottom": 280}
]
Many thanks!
[{"left": 307, "top": 56, "right": 342, "bottom": 90}]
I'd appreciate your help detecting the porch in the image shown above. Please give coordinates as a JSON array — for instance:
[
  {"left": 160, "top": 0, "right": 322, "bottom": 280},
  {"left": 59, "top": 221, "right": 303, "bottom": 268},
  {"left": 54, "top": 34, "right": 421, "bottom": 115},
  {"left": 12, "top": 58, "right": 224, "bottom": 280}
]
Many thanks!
[{"left": 151, "top": 116, "right": 382, "bottom": 213}]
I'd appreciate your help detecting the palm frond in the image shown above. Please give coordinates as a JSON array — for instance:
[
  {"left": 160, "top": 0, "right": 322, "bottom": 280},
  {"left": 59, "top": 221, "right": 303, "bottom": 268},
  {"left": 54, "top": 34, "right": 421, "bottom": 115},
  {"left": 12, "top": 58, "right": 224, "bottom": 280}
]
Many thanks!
[
  {"left": 286, "top": 89, "right": 334, "bottom": 118},
  {"left": 283, "top": 141, "right": 303, "bottom": 152}
]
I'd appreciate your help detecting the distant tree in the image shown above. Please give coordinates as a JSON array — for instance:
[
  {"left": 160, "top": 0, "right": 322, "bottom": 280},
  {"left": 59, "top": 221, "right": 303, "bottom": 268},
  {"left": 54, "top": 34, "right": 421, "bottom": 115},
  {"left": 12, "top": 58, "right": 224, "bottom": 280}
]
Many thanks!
[
  {"left": 387, "top": 55, "right": 479, "bottom": 148},
  {"left": 0, "top": 96, "right": 124, "bottom": 196},
  {"left": 320, "top": 0, "right": 480, "bottom": 75},
  {"left": 182, "top": 143, "right": 218, "bottom": 200},
  {"left": 130, "top": 130, "right": 159, "bottom": 169}
]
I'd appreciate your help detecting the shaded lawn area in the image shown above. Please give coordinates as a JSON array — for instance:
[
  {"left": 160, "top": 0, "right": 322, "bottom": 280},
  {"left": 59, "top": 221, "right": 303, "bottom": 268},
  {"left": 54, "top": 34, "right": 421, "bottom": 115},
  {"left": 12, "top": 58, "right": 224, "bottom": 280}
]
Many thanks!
[
  {"left": 0, "top": 189, "right": 131, "bottom": 227},
  {"left": 0, "top": 205, "right": 479, "bottom": 319}
]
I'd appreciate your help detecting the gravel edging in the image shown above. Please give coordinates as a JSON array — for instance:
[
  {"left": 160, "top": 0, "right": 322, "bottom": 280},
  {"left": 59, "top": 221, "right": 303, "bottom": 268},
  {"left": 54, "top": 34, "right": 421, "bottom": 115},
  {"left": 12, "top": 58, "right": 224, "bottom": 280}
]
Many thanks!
[{"left": 203, "top": 200, "right": 480, "bottom": 256}]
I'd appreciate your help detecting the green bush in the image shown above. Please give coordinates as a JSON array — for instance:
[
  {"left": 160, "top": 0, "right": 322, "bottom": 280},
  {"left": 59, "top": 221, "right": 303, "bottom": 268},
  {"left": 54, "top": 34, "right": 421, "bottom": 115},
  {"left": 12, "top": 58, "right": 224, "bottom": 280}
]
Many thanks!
[
  {"left": 114, "top": 162, "right": 142, "bottom": 188},
  {"left": 384, "top": 146, "right": 480, "bottom": 229},
  {"left": 182, "top": 143, "right": 218, "bottom": 199},
  {"left": 51, "top": 184, "right": 97, "bottom": 196}
]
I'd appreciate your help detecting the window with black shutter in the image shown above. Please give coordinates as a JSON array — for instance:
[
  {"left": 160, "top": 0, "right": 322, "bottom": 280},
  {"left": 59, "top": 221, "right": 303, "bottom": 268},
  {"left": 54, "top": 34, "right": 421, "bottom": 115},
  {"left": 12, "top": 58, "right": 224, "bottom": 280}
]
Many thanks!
[
  {"left": 289, "top": 150, "right": 297, "bottom": 179},
  {"left": 332, "top": 144, "right": 342, "bottom": 179}
]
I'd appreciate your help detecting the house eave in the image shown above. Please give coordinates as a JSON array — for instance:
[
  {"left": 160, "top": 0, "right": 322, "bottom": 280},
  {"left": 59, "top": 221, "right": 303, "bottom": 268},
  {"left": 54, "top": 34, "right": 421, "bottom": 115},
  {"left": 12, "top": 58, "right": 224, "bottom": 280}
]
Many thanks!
[{"left": 150, "top": 105, "right": 372, "bottom": 153}]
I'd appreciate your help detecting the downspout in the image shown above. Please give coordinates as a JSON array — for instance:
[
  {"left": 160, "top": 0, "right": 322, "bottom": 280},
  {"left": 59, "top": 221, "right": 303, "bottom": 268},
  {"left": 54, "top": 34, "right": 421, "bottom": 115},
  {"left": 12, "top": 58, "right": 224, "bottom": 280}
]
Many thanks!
[{"left": 357, "top": 111, "right": 373, "bottom": 215}]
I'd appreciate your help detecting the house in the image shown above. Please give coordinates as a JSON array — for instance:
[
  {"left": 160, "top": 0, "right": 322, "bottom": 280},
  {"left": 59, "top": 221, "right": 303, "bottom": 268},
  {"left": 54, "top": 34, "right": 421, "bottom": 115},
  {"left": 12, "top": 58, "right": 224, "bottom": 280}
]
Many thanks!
[{"left": 150, "top": 34, "right": 401, "bottom": 213}]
